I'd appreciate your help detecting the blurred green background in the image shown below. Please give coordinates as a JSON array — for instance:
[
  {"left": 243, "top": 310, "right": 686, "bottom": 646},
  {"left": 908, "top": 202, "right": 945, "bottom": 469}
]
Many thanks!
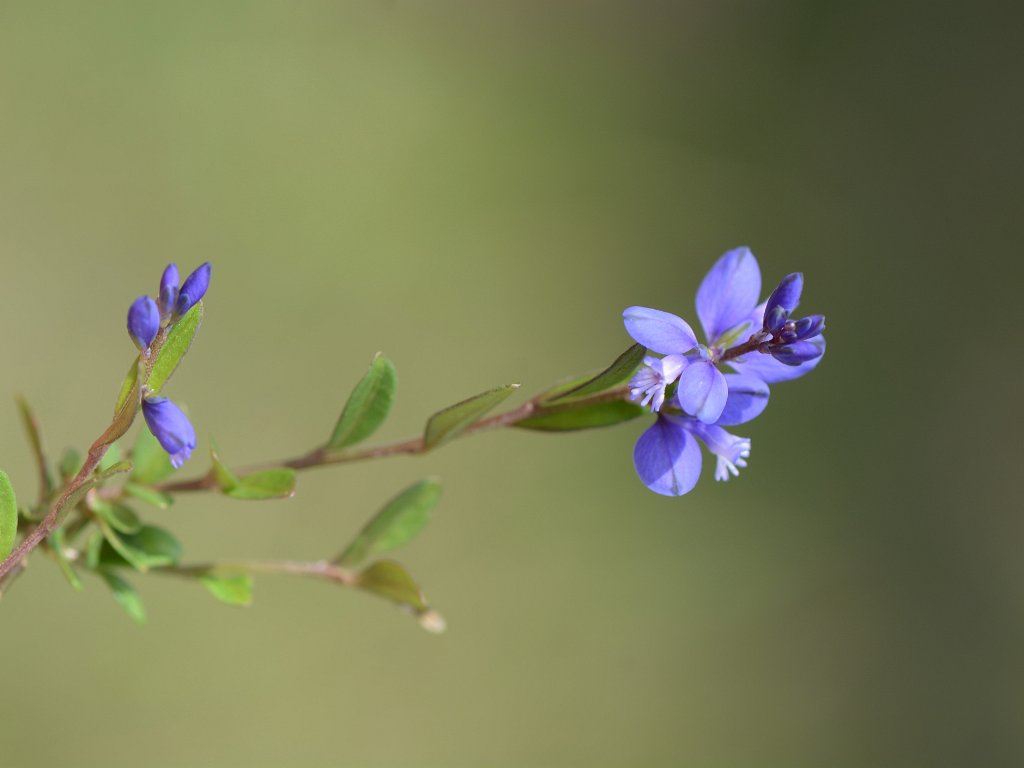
[{"left": 0, "top": 1, "right": 1020, "bottom": 766}]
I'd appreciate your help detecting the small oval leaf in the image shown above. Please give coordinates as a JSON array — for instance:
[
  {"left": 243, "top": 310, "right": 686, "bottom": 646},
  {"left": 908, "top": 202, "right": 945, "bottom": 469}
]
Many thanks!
[
  {"left": 225, "top": 469, "right": 296, "bottom": 501},
  {"left": 147, "top": 301, "right": 204, "bottom": 396},
  {"left": 356, "top": 559, "right": 428, "bottom": 613},
  {"left": 200, "top": 573, "right": 254, "bottom": 606},
  {"left": 515, "top": 400, "right": 646, "bottom": 432},
  {"left": 0, "top": 471, "right": 17, "bottom": 561},
  {"left": 545, "top": 343, "right": 645, "bottom": 403},
  {"left": 99, "top": 569, "right": 146, "bottom": 624},
  {"left": 328, "top": 353, "right": 397, "bottom": 451},
  {"left": 423, "top": 384, "right": 519, "bottom": 451},
  {"left": 336, "top": 478, "right": 441, "bottom": 567}
]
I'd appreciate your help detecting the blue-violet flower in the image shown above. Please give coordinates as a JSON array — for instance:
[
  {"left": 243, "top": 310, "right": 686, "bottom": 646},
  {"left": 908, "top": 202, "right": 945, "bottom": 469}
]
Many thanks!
[
  {"left": 142, "top": 396, "right": 197, "bottom": 469},
  {"left": 127, "top": 296, "right": 160, "bottom": 352},
  {"left": 175, "top": 262, "right": 212, "bottom": 317}
]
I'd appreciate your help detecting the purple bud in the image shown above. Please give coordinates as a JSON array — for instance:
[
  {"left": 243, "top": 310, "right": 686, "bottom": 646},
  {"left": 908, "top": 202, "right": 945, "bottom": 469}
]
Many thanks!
[
  {"left": 127, "top": 296, "right": 160, "bottom": 351},
  {"left": 141, "top": 396, "right": 197, "bottom": 469},
  {"left": 159, "top": 263, "right": 179, "bottom": 314},
  {"left": 792, "top": 314, "right": 825, "bottom": 341},
  {"left": 770, "top": 339, "right": 824, "bottom": 366},
  {"left": 763, "top": 273, "right": 803, "bottom": 331},
  {"left": 175, "top": 262, "right": 212, "bottom": 317}
]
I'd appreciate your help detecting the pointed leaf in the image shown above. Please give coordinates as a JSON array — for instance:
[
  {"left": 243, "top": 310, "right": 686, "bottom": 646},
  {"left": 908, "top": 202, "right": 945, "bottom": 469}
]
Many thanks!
[
  {"left": 98, "top": 524, "right": 182, "bottom": 572},
  {"left": 545, "top": 344, "right": 645, "bottom": 403},
  {"left": 48, "top": 529, "right": 83, "bottom": 591},
  {"left": 16, "top": 395, "right": 53, "bottom": 496},
  {"left": 98, "top": 442, "right": 122, "bottom": 472},
  {"left": 129, "top": 427, "right": 175, "bottom": 485},
  {"left": 199, "top": 573, "right": 254, "bottom": 606},
  {"left": 0, "top": 471, "right": 16, "bottom": 561},
  {"left": 99, "top": 569, "right": 146, "bottom": 624},
  {"left": 336, "top": 478, "right": 441, "bottom": 567},
  {"left": 209, "top": 441, "right": 240, "bottom": 492},
  {"left": 327, "top": 353, "right": 397, "bottom": 451},
  {"left": 90, "top": 500, "right": 142, "bottom": 534},
  {"left": 147, "top": 301, "right": 203, "bottom": 396},
  {"left": 356, "top": 559, "right": 428, "bottom": 613},
  {"left": 423, "top": 384, "right": 519, "bottom": 451},
  {"left": 113, "top": 359, "right": 140, "bottom": 416},
  {"left": 515, "top": 400, "right": 646, "bottom": 431}
]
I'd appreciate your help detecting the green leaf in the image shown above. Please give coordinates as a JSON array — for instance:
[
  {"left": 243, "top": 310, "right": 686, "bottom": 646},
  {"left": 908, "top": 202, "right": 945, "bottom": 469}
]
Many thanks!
[
  {"left": 99, "top": 569, "right": 146, "bottom": 624},
  {"left": 0, "top": 471, "right": 18, "bottom": 561},
  {"left": 47, "top": 529, "right": 83, "bottom": 591},
  {"left": 123, "top": 483, "right": 174, "bottom": 509},
  {"left": 129, "top": 427, "right": 175, "bottom": 485},
  {"left": 515, "top": 400, "right": 647, "bottom": 432},
  {"left": 199, "top": 573, "right": 254, "bottom": 606},
  {"left": 327, "top": 353, "right": 397, "bottom": 451},
  {"left": 98, "top": 524, "right": 182, "bottom": 572},
  {"left": 85, "top": 531, "right": 104, "bottom": 570},
  {"left": 59, "top": 448, "right": 83, "bottom": 481},
  {"left": 147, "top": 302, "right": 204, "bottom": 396},
  {"left": 423, "top": 384, "right": 519, "bottom": 451},
  {"left": 98, "top": 442, "right": 122, "bottom": 472},
  {"left": 16, "top": 395, "right": 53, "bottom": 495},
  {"left": 210, "top": 442, "right": 295, "bottom": 500},
  {"left": 225, "top": 469, "right": 296, "bottom": 501},
  {"left": 336, "top": 478, "right": 441, "bottom": 567},
  {"left": 545, "top": 344, "right": 646, "bottom": 403},
  {"left": 90, "top": 500, "right": 142, "bottom": 534},
  {"left": 113, "top": 359, "right": 140, "bottom": 417},
  {"left": 356, "top": 559, "right": 428, "bottom": 613}
]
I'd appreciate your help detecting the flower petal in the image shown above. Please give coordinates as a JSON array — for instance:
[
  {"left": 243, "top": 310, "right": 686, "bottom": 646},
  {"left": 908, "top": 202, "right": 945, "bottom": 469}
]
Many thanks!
[
  {"left": 771, "top": 339, "right": 825, "bottom": 366},
  {"left": 718, "top": 374, "right": 770, "bottom": 426},
  {"left": 763, "top": 272, "right": 803, "bottom": 331},
  {"left": 695, "top": 247, "right": 761, "bottom": 346},
  {"left": 622, "top": 307, "right": 698, "bottom": 355},
  {"left": 676, "top": 361, "right": 728, "bottom": 424},
  {"left": 127, "top": 296, "right": 160, "bottom": 351},
  {"left": 633, "top": 417, "right": 702, "bottom": 496},
  {"left": 727, "top": 336, "right": 826, "bottom": 383}
]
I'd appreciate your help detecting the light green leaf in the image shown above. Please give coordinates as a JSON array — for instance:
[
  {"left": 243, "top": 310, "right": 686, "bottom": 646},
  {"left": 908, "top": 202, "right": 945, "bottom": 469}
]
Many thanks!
[
  {"left": 147, "top": 302, "right": 203, "bottom": 396},
  {"left": 545, "top": 344, "right": 645, "bottom": 403},
  {"left": 210, "top": 442, "right": 295, "bottom": 500},
  {"left": 0, "top": 471, "right": 18, "bottom": 561},
  {"left": 99, "top": 569, "right": 146, "bottom": 624},
  {"left": 225, "top": 469, "right": 296, "bottom": 501},
  {"left": 98, "top": 442, "right": 122, "bottom": 472},
  {"left": 90, "top": 500, "right": 142, "bottom": 535},
  {"left": 59, "top": 448, "right": 83, "bottom": 481},
  {"left": 423, "top": 384, "right": 519, "bottom": 451},
  {"left": 336, "top": 478, "right": 441, "bottom": 567},
  {"left": 123, "top": 483, "right": 174, "bottom": 509},
  {"left": 129, "top": 427, "right": 175, "bottom": 485},
  {"left": 515, "top": 400, "right": 647, "bottom": 432},
  {"left": 199, "top": 573, "right": 254, "bottom": 606},
  {"left": 327, "top": 353, "right": 397, "bottom": 451},
  {"left": 357, "top": 559, "right": 428, "bottom": 613},
  {"left": 47, "top": 529, "right": 83, "bottom": 591},
  {"left": 113, "top": 359, "right": 140, "bottom": 417}
]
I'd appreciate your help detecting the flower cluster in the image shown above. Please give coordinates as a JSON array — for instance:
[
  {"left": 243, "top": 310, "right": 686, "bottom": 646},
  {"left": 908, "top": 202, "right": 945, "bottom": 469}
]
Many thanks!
[
  {"left": 126, "top": 262, "right": 211, "bottom": 468},
  {"left": 624, "top": 247, "right": 825, "bottom": 496}
]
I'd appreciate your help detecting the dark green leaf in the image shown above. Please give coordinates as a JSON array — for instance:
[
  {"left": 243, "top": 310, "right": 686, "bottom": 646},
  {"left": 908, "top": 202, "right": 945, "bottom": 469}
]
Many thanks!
[
  {"left": 99, "top": 569, "right": 146, "bottom": 624},
  {"left": 545, "top": 344, "right": 645, "bottom": 403},
  {"left": 515, "top": 400, "right": 647, "bottom": 432},
  {"left": 47, "top": 529, "right": 83, "bottom": 591},
  {"left": 123, "top": 483, "right": 174, "bottom": 509},
  {"left": 129, "top": 427, "right": 175, "bottom": 485},
  {"left": 356, "top": 559, "right": 428, "bottom": 613},
  {"left": 147, "top": 302, "right": 203, "bottom": 396},
  {"left": 99, "top": 524, "right": 182, "bottom": 572},
  {"left": 327, "top": 353, "right": 397, "bottom": 451},
  {"left": 0, "top": 471, "right": 18, "bottom": 561},
  {"left": 336, "top": 478, "right": 441, "bottom": 567},
  {"left": 199, "top": 573, "right": 254, "bottom": 606},
  {"left": 423, "top": 384, "right": 519, "bottom": 451}
]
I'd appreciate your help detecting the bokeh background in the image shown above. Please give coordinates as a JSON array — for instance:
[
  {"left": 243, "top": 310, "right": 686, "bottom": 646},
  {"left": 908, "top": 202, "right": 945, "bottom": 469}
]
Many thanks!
[{"left": 0, "top": 2, "right": 1020, "bottom": 766}]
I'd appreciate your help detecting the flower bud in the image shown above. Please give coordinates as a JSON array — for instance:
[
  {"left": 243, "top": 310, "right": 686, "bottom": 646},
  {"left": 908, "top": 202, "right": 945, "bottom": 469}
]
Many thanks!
[
  {"left": 127, "top": 296, "right": 160, "bottom": 352},
  {"left": 175, "top": 262, "right": 212, "bottom": 317},
  {"left": 763, "top": 272, "right": 803, "bottom": 332},
  {"left": 159, "top": 263, "right": 179, "bottom": 315},
  {"left": 770, "top": 339, "right": 824, "bottom": 366},
  {"left": 141, "top": 396, "right": 197, "bottom": 468},
  {"left": 792, "top": 314, "right": 825, "bottom": 341}
]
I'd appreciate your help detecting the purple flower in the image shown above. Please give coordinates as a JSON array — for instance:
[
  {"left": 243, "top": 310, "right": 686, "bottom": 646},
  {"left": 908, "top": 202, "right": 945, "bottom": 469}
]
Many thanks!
[
  {"left": 623, "top": 246, "right": 825, "bottom": 496},
  {"left": 159, "top": 263, "right": 179, "bottom": 316},
  {"left": 175, "top": 262, "right": 211, "bottom": 317},
  {"left": 141, "top": 396, "right": 196, "bottom": 468},
  {"left": 127, "top": 296, "right": 160, "bottom": 352}
]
